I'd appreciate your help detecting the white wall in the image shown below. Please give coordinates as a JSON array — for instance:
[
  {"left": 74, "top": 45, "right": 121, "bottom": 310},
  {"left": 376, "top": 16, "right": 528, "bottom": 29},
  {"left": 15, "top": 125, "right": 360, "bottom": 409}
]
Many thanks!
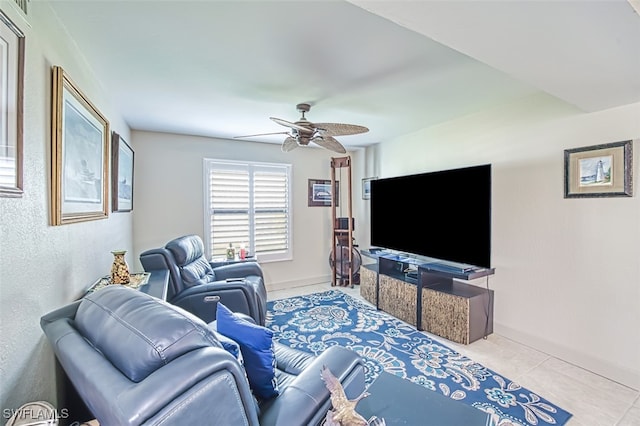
[
  {"left": 132, "top": 131, "right": 342, "bottom": 290},
  {"left": 359, "top": 93, "right": 640, "bottom": 390},
  {"left": 0, "top": 0, "right": 132, "bottom": 417}
]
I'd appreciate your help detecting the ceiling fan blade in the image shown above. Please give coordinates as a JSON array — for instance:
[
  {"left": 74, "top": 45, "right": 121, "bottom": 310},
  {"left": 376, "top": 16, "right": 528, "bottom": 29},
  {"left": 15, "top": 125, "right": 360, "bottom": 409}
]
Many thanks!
[
  {"left": 234, "top": 131, "right": 290, "bottom": 139},
  {"left": 281, "top": 136, "right": 299, "bottom": 152},
  {"left": 270, "top": 117, "right": 310, "bottom": 133},
  {"left": 315, "top": 123, "right": 369, "bottom": 136},
  {"left": 312, "top": 135, "right": 346, "bottom": 154}
]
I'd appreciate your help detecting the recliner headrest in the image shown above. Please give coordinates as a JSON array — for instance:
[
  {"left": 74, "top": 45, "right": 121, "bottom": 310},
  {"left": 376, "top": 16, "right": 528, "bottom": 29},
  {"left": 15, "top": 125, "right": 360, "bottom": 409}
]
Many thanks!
[
  {"left": 165, "top": 235, "right": 216, "bottom": 286},
  {"left": 75, "top": 286, "right": 221, "bottom": 383},
  {"left": 166, "top": 234, "right": 205, "bottom": 266}
]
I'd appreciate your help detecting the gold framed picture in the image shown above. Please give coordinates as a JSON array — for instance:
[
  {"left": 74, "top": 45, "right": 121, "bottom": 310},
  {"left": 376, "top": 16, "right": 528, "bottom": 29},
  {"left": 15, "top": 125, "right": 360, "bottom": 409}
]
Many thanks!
[
  {"left": 564, "top": 140, "right": 633, "bottom": 198},
  {"left": 51, "top": 66, "right": 110, "bottom": 225}
]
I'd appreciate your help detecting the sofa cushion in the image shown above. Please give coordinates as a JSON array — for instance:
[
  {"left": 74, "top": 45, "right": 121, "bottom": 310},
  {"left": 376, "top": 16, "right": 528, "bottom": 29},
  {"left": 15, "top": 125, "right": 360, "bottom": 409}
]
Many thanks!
[
  {"left": 75, "top": 286, "right": 220, "bottom": 383},
  {"left": 216, "top": 303, "right": 278, "bottom": 400},
  {"left": 179, "top": 257, "right": 216, "bottom": 286}
]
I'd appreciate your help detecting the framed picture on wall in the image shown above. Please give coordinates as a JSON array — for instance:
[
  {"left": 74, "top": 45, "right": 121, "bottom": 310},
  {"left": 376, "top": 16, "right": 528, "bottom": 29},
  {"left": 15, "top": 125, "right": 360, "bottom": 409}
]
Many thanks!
[
  {"left": 308, "top": 179, "right": 339, "bottom": 207},
  {"left": 564, "top": 140, "right": 633, "bottom": 198},
  {"left": 111, "top": 131, "right": 134, "bottom": 212},
  {"left": 0, "top": 11, "right": 25, "bottom": 198},
  {"left": 362, "top": 176, "right": 377, "bottom": 200},
  {"left": 51, "top": 66, "right": 110, "bottom": 225}
]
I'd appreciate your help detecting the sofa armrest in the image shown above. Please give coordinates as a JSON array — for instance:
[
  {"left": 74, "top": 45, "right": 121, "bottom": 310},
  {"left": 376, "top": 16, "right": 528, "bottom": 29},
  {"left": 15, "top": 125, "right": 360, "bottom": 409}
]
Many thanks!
[
  {"left": 259, "top": 346, "right": 366, "bottom": 426},
  {"left": 40, "top": 300, "right": 81, "bottom": 329},
  {"left": 139, "top": 248, "right": 181, "bottom": 300},
  {"left": 212, "top": 262, "right": 264, "bottom": 281}
]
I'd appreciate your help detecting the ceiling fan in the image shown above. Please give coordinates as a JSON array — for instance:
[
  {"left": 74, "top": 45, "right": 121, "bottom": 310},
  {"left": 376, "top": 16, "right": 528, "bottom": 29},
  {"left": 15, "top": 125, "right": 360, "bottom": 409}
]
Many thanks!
[{"left": 236, "top": 103, "right": 369, "bottom": 154}]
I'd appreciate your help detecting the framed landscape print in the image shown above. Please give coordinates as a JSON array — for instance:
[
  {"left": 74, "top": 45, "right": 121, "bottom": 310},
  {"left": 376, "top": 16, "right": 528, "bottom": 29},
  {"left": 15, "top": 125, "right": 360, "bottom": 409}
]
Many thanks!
[
  {"left": 564, "top": 140, "right": 633, "bottom": 198},
  {"left": 308, "top": 179, "right": 339, "bottom": 207},
  {"left": 111, "top": 131, "right": 134, "bottom": 212},
  {"left": 51, "top": 66, "right": 110, "bottom": 225},
  {"left": 0, "top": 11, "right": 25, "bottom": 197}
]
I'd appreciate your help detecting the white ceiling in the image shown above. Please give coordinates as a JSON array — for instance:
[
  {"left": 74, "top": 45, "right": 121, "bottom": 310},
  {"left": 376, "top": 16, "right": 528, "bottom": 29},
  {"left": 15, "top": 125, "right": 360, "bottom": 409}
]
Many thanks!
[{"left": 47, "top": 0, "right": 640, "bottom": 150}]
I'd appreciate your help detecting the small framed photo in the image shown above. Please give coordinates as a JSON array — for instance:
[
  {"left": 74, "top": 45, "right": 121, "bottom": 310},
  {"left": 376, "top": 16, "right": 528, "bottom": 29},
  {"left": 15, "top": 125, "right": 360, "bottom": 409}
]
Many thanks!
[
  {"left": 51, "top": 66, "right": 110, "bottom": 225},
  {"left": 111, "top": 131, "right": 134, "bottom": 212},
  {"left": 564, "top": 140, "right": 633, "bottom": 198},
  {"left": 362, "top": 176, "right": 377, "bottom": 200},
  {"left": 308, "top": 179, "right": 339, "bottom": 207}
]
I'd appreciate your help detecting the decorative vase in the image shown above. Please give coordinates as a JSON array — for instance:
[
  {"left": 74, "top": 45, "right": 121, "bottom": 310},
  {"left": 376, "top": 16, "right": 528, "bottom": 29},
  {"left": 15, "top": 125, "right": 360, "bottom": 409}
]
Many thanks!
[{"left": 110, "top": 250, "right": 130, "bottom": 284}]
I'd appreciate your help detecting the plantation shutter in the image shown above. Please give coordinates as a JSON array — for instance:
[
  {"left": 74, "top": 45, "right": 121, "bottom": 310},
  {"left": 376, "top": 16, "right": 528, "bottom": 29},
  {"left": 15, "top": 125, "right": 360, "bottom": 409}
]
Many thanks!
[
  {"left": 205, "top": 159, "right": 291, "bottom": 262},
  {"left": 208, "top": 167, "right": 250, "bottom": 258},
  {"left": 254, "top": 166, "right": 289, "bottom": 255}
]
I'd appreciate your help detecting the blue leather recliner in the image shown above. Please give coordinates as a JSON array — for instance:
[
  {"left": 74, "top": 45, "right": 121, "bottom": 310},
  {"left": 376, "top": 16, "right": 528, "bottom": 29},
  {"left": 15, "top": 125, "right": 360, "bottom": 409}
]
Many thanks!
[
  {"left": 40, "top": 286, "right": 366, "bottom": 426},
  {"left": 139, "top": 234, "right": 267, "bottom": 325}
]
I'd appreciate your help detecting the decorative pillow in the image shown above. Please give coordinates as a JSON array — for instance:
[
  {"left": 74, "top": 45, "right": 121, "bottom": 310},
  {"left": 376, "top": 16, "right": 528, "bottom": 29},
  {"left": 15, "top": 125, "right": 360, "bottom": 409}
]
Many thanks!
[
  {"left": 216, "top": 303, "right": 279, "bottom": 399},
  {"left": 213, "top": 329, "right": 243, "bottom": 363}
]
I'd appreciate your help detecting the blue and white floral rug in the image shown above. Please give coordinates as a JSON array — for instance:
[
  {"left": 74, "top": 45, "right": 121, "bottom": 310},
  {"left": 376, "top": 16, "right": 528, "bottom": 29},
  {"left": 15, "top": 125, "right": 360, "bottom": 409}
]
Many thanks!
[{"left": 266, "top": 290, "right": 572, "bottom": 426}]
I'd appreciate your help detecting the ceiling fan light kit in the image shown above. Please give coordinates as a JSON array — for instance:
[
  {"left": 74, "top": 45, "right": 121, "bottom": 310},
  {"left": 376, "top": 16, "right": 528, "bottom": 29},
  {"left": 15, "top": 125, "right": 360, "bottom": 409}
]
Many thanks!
[{"left": 236, "top": 103, "right": 369, "bottom": 153}]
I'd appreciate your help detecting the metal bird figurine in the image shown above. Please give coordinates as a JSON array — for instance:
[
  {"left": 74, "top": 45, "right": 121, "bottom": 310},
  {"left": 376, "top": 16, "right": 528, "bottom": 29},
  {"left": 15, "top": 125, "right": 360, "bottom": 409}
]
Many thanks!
[{"left": 321, "top": 365, "right": 372, "bottom": 426}]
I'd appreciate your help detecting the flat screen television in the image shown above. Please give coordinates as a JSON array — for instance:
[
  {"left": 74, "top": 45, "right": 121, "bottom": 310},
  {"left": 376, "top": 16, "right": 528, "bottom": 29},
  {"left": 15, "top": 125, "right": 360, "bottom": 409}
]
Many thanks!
[{"left": 370, "top": 164, "right": 491, "bottom": 269}]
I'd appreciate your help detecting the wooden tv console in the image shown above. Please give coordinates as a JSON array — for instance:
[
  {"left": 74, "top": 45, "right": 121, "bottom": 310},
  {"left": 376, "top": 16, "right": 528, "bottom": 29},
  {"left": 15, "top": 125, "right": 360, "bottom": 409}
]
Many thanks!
[{"left": 360, "top": 250, "right": 495, "bottom": 344}]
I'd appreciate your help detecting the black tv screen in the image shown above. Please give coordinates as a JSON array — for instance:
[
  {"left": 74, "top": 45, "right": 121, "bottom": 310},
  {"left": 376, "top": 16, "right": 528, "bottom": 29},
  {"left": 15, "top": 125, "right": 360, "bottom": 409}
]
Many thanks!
[{"left": 370, "top": 164, "right": 491, "bottom": 269}]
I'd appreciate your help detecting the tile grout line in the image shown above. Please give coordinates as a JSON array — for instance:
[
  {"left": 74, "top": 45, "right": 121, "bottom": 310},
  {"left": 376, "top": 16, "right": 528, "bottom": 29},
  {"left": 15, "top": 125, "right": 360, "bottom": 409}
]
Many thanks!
[
  {"left": 511, "top": 354, "right": 553, "bottom": 385},
  {"left": 614, "top": 392, "right": 640, "bottom": 426}
]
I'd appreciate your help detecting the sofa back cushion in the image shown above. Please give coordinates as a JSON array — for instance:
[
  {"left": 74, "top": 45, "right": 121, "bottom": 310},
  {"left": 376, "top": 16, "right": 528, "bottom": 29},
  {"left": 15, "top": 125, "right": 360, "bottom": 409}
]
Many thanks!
[{"left": 75, "top": 286, "right": 221, "bottom": 382}]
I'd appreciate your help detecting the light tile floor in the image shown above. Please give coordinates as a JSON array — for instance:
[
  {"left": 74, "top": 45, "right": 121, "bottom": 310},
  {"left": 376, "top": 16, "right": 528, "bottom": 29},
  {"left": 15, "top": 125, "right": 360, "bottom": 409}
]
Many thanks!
[{"left": 267, "top": 283, "right": 640, "bottom": 426}]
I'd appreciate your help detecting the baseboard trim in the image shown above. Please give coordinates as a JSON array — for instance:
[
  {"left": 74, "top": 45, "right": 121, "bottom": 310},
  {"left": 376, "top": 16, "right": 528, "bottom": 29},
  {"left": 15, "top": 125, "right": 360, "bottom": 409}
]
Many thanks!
[
  {"left": 266, "top": 275, "right": 331, "bottom": 293},
  {"left": 495, "top": 322, "right": 639, "bottom": 391}
]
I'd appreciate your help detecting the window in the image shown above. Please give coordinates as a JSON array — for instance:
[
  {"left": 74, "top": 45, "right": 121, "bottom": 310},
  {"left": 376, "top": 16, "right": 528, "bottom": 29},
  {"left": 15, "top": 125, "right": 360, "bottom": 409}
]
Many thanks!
[{"left": 204, "top": 159, "right": 292, "bottom": 263}]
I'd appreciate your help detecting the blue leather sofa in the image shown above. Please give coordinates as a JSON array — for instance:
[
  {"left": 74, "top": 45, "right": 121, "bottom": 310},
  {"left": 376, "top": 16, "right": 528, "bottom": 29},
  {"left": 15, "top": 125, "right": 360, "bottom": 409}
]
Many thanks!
[
  {"left": 139, "top": 234, "right": 267, "bottom": 325},
  {"left": 40, "top": 286, "right": 366, "bottom": 426}
]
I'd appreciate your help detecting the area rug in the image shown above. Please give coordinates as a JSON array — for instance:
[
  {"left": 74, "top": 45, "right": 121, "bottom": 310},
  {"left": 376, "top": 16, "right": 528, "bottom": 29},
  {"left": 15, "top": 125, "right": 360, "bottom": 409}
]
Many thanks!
[{"left": 266, "top": 290, "right": 572, "bottom": 426}]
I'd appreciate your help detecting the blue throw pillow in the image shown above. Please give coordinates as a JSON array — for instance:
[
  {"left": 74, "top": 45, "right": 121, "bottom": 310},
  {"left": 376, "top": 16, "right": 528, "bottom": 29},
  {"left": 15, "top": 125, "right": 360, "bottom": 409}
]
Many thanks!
[
  {"left": 216, "top": 303, "right": 279, "bottom": 400},
  {"left": 214, "top": 330, "right": 243, "bottom": 363}
]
